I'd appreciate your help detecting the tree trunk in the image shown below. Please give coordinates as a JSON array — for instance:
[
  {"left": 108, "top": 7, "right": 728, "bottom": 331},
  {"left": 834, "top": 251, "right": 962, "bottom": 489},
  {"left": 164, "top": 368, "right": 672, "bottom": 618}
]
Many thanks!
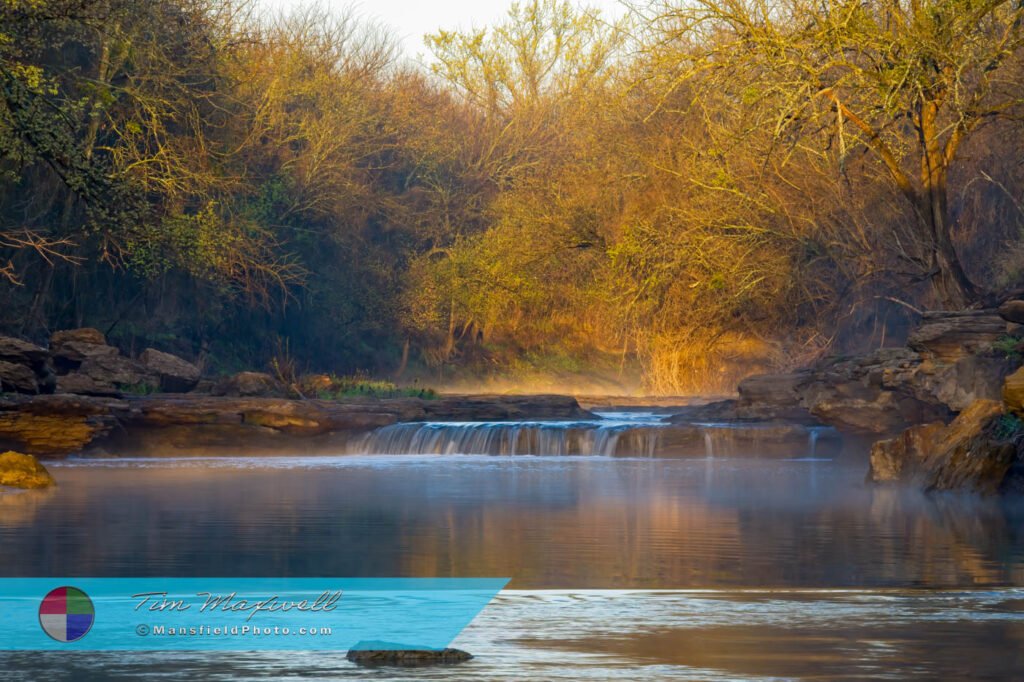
[
  {"left": 393, "top": 337, "right": 410, "bottom": 380},
  {"left": 919, "top": 104, "right": 976, "bottom": 310},
  {"left": 920, "top": 185, "right": 975, "bottom": 309}
]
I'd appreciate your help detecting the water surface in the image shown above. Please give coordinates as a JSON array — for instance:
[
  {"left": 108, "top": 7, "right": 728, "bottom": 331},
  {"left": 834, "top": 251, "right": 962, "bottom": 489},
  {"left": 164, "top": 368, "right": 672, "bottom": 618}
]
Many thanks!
[{"left": 2, "top": 418, "right": 1023, "bottom": 679}]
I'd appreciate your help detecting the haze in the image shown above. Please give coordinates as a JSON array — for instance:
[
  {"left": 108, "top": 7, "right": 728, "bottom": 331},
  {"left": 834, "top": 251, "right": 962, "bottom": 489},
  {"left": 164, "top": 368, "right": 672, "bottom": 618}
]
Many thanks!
[{"left": 257, "top": 0, "right": 629, "bottom": 59}]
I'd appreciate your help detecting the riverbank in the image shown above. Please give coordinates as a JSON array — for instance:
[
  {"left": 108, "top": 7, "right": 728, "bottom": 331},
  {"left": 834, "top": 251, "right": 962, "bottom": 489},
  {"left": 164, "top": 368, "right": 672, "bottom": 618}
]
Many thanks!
[
  {"left": 0, "top": 393, "right": 594, "bottom": 457},
  {"left": 709, "top": 304, "right": 1024, "bottom": 494},
  {"left": 3, "top": 306, "right": 1024, "bottom": 496}
]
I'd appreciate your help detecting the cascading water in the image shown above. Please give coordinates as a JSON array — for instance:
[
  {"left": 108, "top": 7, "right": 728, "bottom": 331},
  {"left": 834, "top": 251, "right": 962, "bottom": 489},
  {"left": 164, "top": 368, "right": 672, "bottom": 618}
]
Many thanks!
[
  {"left": 348, "top": 412, "right": 666, "bottom": 457},
  {"left": 347, "top": 411, "right": 842, "bottom": 458}
]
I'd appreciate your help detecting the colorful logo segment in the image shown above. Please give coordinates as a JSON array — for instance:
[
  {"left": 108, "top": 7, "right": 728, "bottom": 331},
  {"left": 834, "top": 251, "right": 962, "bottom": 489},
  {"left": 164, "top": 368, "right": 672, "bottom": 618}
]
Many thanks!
[{"left": 39, "top": 586, "right": 95, "bottom": 643}]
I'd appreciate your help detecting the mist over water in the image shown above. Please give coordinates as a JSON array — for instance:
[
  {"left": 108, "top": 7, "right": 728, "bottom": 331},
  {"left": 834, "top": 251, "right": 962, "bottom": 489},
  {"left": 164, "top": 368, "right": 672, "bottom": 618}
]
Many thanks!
[
  {"left": 2, "top": 410, "right": 1023, "bottom": 679},
  {"left": 4, "top": 453, "right": 1022, "bottom": 587},
  {"left": 347, "top": 411, "right": 840, "bottom": 459}
]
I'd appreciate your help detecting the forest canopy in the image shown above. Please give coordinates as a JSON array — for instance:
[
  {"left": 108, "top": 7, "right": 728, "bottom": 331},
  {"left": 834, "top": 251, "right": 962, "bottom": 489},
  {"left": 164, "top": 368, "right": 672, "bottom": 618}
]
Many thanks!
[{"left": 2, "top": 0, "right": 1023, "bottom": 393}]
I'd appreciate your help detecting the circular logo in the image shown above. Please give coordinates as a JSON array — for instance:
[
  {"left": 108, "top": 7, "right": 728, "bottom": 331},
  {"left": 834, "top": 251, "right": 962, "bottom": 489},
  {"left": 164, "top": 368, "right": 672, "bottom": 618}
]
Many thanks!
[{"left": 39, "top": 586, "right": 95, "bottom": 643}]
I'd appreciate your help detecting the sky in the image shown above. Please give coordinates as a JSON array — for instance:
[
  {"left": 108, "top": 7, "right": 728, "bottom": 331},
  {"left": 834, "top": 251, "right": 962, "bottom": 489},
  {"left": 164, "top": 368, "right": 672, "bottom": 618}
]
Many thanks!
[{"left": 257, "top": 0, "right": 629, "bottom": 62}]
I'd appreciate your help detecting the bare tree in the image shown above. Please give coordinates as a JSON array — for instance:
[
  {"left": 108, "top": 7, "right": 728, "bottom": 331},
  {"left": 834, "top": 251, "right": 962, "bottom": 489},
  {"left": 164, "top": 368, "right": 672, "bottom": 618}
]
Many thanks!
[{"left": 644, "top": 0, "right": 1024, "bottom": 308}]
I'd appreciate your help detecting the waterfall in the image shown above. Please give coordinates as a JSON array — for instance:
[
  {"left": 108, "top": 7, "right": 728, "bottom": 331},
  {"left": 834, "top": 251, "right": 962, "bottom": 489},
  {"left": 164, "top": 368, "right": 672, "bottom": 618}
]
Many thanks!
[
  {"left": 348, "top": 420, "right": 662, "bottom": 457},
  {"left": 346, "top": 413, "right": 841, "bottom": 459}
]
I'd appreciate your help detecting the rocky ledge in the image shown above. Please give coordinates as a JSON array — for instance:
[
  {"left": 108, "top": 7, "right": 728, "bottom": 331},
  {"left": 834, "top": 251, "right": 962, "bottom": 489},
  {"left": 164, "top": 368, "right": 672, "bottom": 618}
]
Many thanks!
[
  {"left": 0, "top": 326, "right": 593, "bottom": 456},
  {"left": 721, "top": 304, "right": 1024, "bottom": 494},
  {"left": 0, "top": 393, "right": 593, "bottom": 457}
]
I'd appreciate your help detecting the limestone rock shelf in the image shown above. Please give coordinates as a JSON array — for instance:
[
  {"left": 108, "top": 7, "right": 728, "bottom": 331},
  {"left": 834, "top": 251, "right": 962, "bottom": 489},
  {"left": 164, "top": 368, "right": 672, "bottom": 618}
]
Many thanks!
[{"left": 0, "top": 393, "right": 594, "bottom": 457}]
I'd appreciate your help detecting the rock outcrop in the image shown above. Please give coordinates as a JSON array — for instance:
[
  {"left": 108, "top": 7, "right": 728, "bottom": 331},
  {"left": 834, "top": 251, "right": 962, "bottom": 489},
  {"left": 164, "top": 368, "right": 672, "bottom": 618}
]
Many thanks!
[
  {"left": 211, "top": 371, "right": 285, "bottom": 398},
  {"left": 0, "top": 337, "right": 55, "bottom": 394},
  {"left": 729, "top": 310, "right": 1019, "bottom": 436},
  {"left": 907, "top": 310, "right": 1007, "bottom": 362},
  {"left": 49, "top": 328, "right": 155, "bottom": 396},
  {"left": 1003, "top": 366, "right": 1024, "bottom": 414},
  {"left": 998, "top": 299, "right": 1024, "bottom": 325},
  {"left": 0, "top": 393, "right": 124, "bottom": 455},
  {"left": 0, "top": 392, "right": 594, "bottom": 457},
  {"left": 0, "top": 328, "right": 202, "bottom": 397},
  {"left": 139, "top": 349, "right": 201, "bottom": 393},
  {"left": 735, "top": 372, "right": 814, "bottom": 421},
  {"left": 50, "top": 328, "right": 118, "bottom": 370},
  {"left": 0, "top": 450, "right": 56, "bottom": 489},
  {"left": 867, "top": 400, "right": 1021, "bottom": 494}
]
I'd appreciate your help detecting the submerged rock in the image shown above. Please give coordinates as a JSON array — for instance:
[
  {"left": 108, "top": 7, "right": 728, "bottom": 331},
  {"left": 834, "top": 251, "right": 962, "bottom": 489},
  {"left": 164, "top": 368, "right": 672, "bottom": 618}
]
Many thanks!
[
  {"left": 346, "top": 646, "right": 472, "bottom": 667},
  {"left": 868, "top": 400, "right": 1022, "bottom": 494},
  {"left": 0, "top": 451, "right": 56, "bottom": 489}
]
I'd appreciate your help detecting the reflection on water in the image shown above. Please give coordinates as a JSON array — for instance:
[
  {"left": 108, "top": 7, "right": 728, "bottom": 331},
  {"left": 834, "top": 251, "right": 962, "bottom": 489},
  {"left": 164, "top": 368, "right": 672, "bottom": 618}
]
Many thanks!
[
  {"left": 2, "top": 454, "right": 1024, "bottom": 679},
  {"left": 2, "top": 455, "right": 1024, "bottom": 587},
  {"left": 1, "top": 590, "right": 1023, "bottom": 680}
]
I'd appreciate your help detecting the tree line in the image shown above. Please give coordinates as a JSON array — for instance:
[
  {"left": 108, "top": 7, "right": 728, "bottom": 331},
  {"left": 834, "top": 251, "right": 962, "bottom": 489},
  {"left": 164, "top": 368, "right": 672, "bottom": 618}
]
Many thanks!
[{"left": 2, "top": 0, "right": 1022, "bottom": 392}]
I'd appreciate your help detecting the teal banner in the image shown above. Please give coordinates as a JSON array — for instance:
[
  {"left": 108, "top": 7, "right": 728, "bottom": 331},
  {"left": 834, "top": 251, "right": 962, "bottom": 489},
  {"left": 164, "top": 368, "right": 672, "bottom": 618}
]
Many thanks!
[{"left": 0, "top": 578, "right": 508, "bottom": 650}]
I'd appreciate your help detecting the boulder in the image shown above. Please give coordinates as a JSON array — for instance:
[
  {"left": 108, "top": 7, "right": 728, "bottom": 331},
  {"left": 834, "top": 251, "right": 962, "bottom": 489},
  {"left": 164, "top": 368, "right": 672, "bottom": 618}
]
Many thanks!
[
  {"left": 868, "top": 400, "right": 1021, "bottom": 494},
  {"left": 0, "top": 360, "right": 40, "bottom": 394},
  {"left": 735, "top": 371, "right": 813, "bottom": 421},
  {"left": 0, "top": 451, "right": 55, "bottom": 489},
  {"left": 868, "top": 422, "right": 946, "bottom": 483},
  {"left": 998, "top": 300, "right": 1024, "bottom": 325},
  {"left": 49, "top": 328, "right": 119, "bottom": 373},
  {"left": 0, "top": 336, "right": 49, "bottom": 366},
  {"left": 0, "top": 336, "right": 56, "bottom": 394},
  {"left": 58, "top": 354, "right": 156, "bottom": 396},
  {"left": 906, "top": 310, "right": 1006, "bottom": 362},
  {"left": 1004, "top": 366, "right": 1024, "bottom": 415},
  {"left": 211, "top": 371, "right": 285, "bottom": 397},
  {"left": 139, "top": 349, "right": 200, "bottom": 393},
  {"left": 346, "top": 646, "right": 472, "bottom": 667},
  {"left": 55, "top": 373, "right": 122, "bottom": 397},
  {"left": 50, "top": 328, "right": 107, "bottom": 346}
]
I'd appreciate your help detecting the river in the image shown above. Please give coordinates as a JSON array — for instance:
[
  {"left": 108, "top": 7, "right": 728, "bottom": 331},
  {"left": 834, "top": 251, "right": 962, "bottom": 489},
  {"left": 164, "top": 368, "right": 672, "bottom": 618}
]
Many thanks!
[{"left": 1, "top": 411, "right": 1023, "bottom": 679}]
